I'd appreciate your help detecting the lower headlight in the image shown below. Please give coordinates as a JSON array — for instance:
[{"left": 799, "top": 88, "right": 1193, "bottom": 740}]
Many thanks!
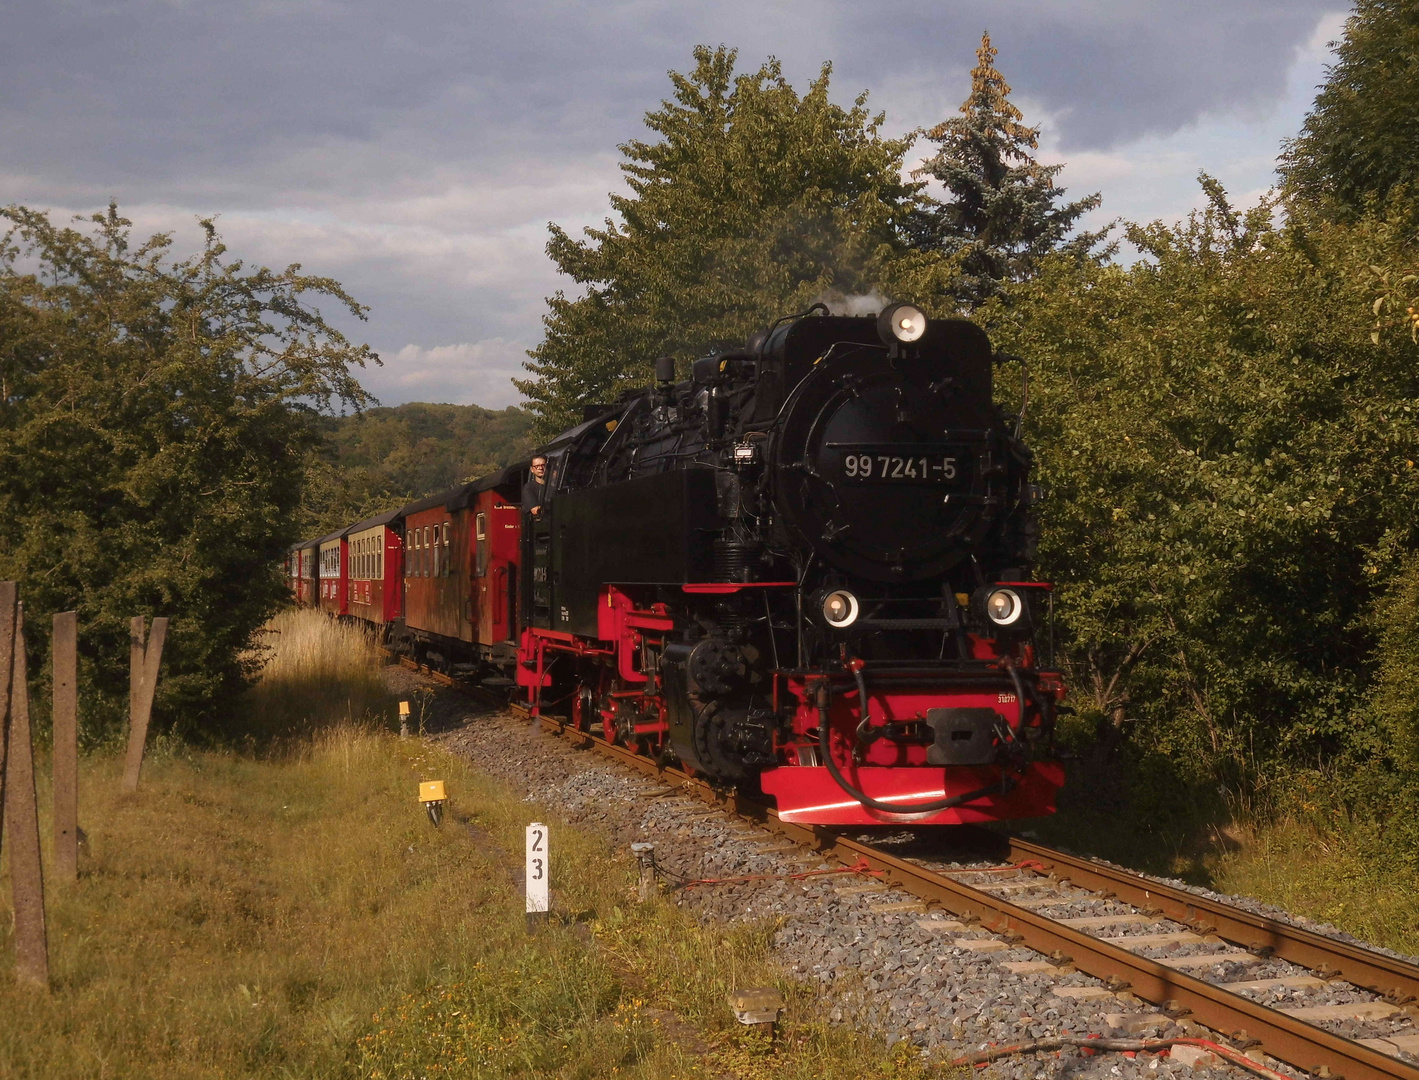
[
  {"left": 821, "top": 589, "right": 860, "bottom": 629},
  {"left": 985, "top": 588, "right": 1024, "bottom": 627}
]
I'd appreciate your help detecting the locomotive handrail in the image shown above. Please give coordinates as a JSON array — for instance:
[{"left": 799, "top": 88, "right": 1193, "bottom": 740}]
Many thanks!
[{"left": 679, "top": 581, "right": 798, "bottom": 594}]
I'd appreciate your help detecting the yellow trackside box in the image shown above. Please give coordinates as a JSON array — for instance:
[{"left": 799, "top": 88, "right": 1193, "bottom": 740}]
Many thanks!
[{"left": 419, "top": 780, "right": 446, "bottom": 803}]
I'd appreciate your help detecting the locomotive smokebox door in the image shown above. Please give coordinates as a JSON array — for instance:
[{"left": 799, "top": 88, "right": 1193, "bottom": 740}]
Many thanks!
[{"left": 925, "top": 707, "right": 1002, "bottom": 766}]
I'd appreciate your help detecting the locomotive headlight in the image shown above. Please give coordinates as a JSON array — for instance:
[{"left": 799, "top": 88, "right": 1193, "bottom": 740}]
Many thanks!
[
  {"left": 821, "top": 589, "right": 860, "bottom": 628},
  {"left": 877, "top": 302, "right": 928, "bottom": 346},
  {"left": 985, "top": 588, "right": 1024, "bottom": 627}
]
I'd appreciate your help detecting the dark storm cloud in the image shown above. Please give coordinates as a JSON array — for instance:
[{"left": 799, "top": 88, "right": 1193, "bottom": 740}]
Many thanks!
[
  {"left": 0, "top": 1, "right": 1344, "bottom": 407},
  {"left": 2, "top": 0, "right": 651, "bottom": 196},
  {"left": 3, "top": 0, "right": 1337, "bottom": 197}
]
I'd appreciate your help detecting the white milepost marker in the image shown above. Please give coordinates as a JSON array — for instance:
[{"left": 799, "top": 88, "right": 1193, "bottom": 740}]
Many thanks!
[{"left": 525, "top": 822, "right": 549, "bottom": 931}]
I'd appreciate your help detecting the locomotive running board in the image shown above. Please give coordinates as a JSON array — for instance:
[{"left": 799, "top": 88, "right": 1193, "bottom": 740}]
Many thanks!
[{"left": 758, "top": 762, "right": 1065, "bottom": 827}]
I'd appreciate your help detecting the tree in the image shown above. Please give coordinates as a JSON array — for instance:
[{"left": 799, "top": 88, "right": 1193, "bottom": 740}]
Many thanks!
[
  {"left": 1370, "top": 554, "right": 1419, "bottom": 769},
  {"left": 1281, "top": 0, "right": 1419, "bottom": 219},
  {"left": 299, "top": 403, "right": 535, "bottom": 536},
  {"left": 982, "top": 178, "right": 1419, "bottom": 795},
  {"left": 912, "top": 32, "right": 1108, "bottom": 309},
  {"left": 517, "top": 46, "right": 934, "bottom": 436},
  {"left": 0, "top": 203, "right": 376, "bottom": 740}
]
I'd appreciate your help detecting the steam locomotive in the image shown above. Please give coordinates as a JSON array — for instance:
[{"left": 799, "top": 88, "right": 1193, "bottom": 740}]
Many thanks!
[{"left": 290, "top": 303, "right": 1066, "bottom": 825}]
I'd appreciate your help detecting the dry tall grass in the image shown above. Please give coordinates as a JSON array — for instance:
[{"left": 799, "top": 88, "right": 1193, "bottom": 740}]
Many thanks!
[
  {"left": 0, "top": 612, "right": 943, "bottom": 1080},
  {"left": 243, "top": 608, "right": 394, "bottom": 741},
  {"left": 1211, "top": 817, "right": 1419, "bottom": 957}
]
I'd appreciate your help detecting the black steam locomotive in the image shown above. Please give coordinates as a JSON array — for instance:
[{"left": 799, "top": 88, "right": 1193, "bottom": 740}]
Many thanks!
[{"left": 518, "top": 303, "right": 1064, "bottom": 825}]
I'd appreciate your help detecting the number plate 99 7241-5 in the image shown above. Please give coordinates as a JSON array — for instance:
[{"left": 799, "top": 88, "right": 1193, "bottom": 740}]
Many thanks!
[{"left": 831, "top": 446, "right": 971, "bottom": 483}]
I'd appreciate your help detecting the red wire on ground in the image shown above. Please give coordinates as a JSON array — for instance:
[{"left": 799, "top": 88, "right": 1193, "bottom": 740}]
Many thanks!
[
  {"left": 678, "top": 857, "right": 885, "bottom": 891},
  {"left": 950, "top": 1035, "right": 1291, "bottom": 1080}
]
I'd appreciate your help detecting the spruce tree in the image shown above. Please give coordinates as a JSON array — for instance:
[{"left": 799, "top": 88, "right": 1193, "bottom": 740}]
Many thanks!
[
  {"left": 517, "top": 46, "right": 926, "bottom": 436},
  {"left": 912, "top": 32, "right": 1106, "bottom": 309},
  {"left": 1280, "top": 0, "right": 1419, "bottom": 219}
]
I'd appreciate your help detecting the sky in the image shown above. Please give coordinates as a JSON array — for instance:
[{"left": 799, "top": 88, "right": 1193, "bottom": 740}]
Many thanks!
[{"left": 1, "top": 1, "right": 1349, "bottom": 410}]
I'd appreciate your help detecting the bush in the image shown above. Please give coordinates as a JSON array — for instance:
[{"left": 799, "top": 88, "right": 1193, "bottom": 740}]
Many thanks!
[{"left": 0, "top": 204, "right": 375, "bottom": 741}]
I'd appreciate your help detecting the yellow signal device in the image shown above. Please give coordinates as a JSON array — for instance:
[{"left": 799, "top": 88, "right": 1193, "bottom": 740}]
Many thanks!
[
  {"left": 419, "top": 780, "right": 447, "bottom": 827},
  {"left": 399, "top": 701, "right": 411, "bottom": 716}
]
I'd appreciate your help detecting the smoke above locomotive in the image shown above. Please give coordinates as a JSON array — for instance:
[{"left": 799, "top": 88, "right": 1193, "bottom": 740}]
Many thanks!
[{"left": 518, "top": 303, "right": 1064, "bottom": 826}]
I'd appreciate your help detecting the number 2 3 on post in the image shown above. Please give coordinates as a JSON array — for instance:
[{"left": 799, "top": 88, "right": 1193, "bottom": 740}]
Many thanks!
[{"left": 525, "top": 823, "right": 549, "bottom": 931}]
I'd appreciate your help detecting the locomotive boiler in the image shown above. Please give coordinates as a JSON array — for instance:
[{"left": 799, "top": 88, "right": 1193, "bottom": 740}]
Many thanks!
[{"left": 517, "top": 303, "right": 1065, "bottom": 825}]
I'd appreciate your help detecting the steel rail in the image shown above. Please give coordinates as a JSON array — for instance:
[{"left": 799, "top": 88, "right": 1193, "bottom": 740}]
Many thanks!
[
  {"left": 527, "top": 711, "right": 1419, "bottom": 1080},
  {"left": 1003, "top": 837, "right": 1419, "bottom": 1008}
]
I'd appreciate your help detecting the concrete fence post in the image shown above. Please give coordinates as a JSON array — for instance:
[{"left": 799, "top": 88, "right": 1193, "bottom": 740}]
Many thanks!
[
  {"left": 0, "top": 582, "right": 16, "bottom": 850},
  {"left": 52, "top": 611, "right": 79, "bottom": 883},
  {"left": 4, "top": 601, "right": 50, "bottom": 987},
  {"left": 122, "top": 615, "right": 167, "bottom": 793}
]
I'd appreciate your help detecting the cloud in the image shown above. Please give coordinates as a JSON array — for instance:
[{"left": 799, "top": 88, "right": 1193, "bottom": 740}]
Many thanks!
[
  {"left": 370, "top": 340, "right": 530, "bottom": 409},
  {"left": 0, "top": 1, "right": 1351, "bottom": 408}
]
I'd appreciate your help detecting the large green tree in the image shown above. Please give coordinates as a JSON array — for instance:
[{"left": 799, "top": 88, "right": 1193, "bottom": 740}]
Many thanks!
[
  {"left": 517, "top": 45, "right": 939, "bottom": 436},
  {"left": 983, "top": 179, "right": 1419, "bottom": 797},
  {"left": 912, "top": 32, "right": 1107, "bottom": 309},
  {"left": 0, "top": 204, "right": 376, "bottom": 741},
  {"left": 1281, "top": 0, "right": 1419, "bottom": 219}
]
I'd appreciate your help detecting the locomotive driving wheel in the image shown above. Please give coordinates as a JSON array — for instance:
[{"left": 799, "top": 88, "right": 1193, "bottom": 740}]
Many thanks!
[{"left": 571, "top": 684, "right": 594, "bottom": 732}]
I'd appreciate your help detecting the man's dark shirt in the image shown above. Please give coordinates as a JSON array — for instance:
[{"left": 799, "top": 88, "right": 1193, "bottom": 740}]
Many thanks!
[{"left": 522, "top": 475, "right": 546, "bottom": 515}]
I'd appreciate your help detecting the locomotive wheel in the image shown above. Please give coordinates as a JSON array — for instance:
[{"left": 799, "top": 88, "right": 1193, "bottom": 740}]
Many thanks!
[{"left": 571, "top": 685, "right": 594, "bottom": 732}]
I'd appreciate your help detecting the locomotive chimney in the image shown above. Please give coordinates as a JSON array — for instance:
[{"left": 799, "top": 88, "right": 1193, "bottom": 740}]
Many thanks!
[{"left": 654, "top": 356, "right": 676, "bottom": 385}]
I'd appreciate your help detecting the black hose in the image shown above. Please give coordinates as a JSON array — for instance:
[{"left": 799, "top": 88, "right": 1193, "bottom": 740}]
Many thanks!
[
  {"left": 1001, "top": 654, "right": 1028, "bottom": 734},
  {"left": 852, "top": 663, "right": 872, "bottom": 742},
  {"left": 817, "top": 680, "right": 1004, "bottom": 815}
]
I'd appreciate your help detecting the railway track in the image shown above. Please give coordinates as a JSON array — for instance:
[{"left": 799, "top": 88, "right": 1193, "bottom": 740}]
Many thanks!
[
  {"left": 512, "top": 702, "right": 1419, "bottom": 1080},
  {"left": 392, "top": 655, "right": 1419, "bottom": 1078}
]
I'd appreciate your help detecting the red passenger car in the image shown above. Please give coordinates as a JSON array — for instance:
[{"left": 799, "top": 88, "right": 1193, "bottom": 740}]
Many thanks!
[
  {"left": 391, "top": 465, "right": 525, "bottom": 670},
  {"left": 285, "top": 540, "right": 320, "bottom": 605},
  {"left": 316, "top": 531, "right": 347, "bottom": 616},
  {"left": 345, "top": 510, "right": 403, "bottom": 628},
  {"left": 285, "top": 544, "right": 302, "bottom": 600},
  {"left": 470, "top": 485, "right": 521, "bottom": 648},
  {"left": 401, "top": 490, "right": 464, "bottom": 655},
  {"left": 299, "top": 539, "right": 319, "bottom": 606}
]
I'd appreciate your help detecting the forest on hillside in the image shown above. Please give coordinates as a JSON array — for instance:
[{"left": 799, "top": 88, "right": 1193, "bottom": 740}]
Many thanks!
[{"left": 299, "top": 403, "right": 535, "bottom": 537}]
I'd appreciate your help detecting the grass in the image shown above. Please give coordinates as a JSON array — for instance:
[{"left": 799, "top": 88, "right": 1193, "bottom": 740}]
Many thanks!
[
  {"left": 0, "top": 609, "right": 950, "bottom": 1080},
  {"left": 242, "top": 608, "right": 397, "bottom": 742},
  {"left": 1016, "top": 748, "right": 1419, "bottom": 959},
  {"left": 1208, "top": 815, "right": 1419, "bottom": 957}
]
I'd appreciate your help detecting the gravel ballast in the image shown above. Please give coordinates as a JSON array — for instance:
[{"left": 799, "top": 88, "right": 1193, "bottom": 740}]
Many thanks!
[{"left": 393, "top": 668, "right": 1413, "bottom": 1078}]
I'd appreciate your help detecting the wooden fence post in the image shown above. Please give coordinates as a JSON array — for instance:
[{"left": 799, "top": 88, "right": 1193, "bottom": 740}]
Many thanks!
[
  {"left": 121, "top": 616, "right": 167, "bottom": 793},
  {"left": 0, "top": 582, "right": 16, "bottom": 850},
  {"left": 52, "top": 611, "right": 79, "bottom": 883},
  {"left": 4, "top": 602, "right": 50, "bottom": 986}
]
